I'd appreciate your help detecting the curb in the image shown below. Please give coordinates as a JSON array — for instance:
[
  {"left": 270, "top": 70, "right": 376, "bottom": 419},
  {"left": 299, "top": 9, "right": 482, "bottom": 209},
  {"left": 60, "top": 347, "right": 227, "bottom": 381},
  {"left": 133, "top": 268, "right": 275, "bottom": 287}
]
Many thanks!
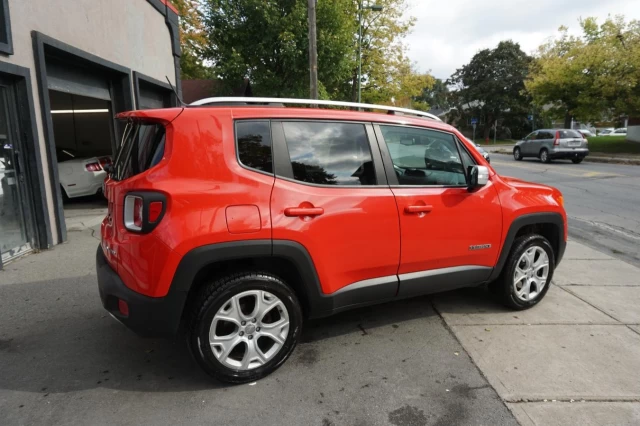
[{"left": 492, "top": 150, "right": 640, "bottom": 166}]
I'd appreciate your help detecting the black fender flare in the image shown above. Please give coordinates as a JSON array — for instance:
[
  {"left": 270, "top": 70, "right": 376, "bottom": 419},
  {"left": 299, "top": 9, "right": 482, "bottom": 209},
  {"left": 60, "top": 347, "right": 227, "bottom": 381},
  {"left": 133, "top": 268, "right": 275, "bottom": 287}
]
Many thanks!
[
  {"left": 488, "top": 212, "right": 566, "bottom": 281},
  {"left": 170, "top": 239, "right": 333, "bottom": 320}
]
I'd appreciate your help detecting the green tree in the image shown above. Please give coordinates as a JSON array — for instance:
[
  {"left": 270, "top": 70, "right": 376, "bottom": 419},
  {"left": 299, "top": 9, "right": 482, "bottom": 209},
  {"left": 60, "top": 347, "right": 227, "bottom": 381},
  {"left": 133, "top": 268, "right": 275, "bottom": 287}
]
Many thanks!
[
  {"left": 199, "top": 0, "right": 432, "bottom": 103},
  {"left": 416, "top": 78, "right": 450, "bottom": 111},
  {"left": 201, "top": 0, "right": 355, "bottom": 98},
  {"left": 526, "top": 16, "right": 640, "bottom": 128},
  {"left": 173, "top": 0, "right": 212, "bottom": 79},
  {"left": 355, "top": 0, "right": 434, "bottom": 106},
  {"left": 448, "top": 40, "right": 532, "bottom": 139}
]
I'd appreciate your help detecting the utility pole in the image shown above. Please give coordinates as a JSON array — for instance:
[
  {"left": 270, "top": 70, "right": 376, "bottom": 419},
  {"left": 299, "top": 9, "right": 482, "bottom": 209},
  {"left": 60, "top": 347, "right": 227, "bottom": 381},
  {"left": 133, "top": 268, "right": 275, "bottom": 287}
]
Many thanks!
[
  {"left": 308, "top": 0, "right": 318, "bottom": 100},
  {"left": 357, "top": 2, "right": 383, "bottom": 104},
  {"left": 358, "top": 1, "right": 363, "bottom": 103}
]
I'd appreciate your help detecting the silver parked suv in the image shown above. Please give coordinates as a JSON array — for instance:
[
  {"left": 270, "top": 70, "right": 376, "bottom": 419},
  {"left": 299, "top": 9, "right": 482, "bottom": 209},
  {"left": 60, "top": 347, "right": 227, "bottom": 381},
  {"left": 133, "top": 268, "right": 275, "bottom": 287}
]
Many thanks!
[{"left": 513, "top": 129, "right": 589, "bottom": 164}]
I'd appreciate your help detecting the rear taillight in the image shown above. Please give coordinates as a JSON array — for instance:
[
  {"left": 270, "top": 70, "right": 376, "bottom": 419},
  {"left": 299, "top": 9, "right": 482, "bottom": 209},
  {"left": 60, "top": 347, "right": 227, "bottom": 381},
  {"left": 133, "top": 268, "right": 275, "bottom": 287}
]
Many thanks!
[
  {"left": 118, "top": 299, "right": 129, "bottom": 316},
  {"left": 86, "top": 162, "right": 102, "bottom": 172},
  {"left": 123, "top": 192, "right": 166, "bottom": 233},
  {"left": 99, "top": 157, "right": 112, "bottom": 168},
  {"left": 148, "top": 201, "right": 163, "bottom": 223},
  {"left": 124, "top": 195, "right": 143, "bottom": 231},
  {"left": 554, "top": 131, "right": 560, "bottom": 146}
]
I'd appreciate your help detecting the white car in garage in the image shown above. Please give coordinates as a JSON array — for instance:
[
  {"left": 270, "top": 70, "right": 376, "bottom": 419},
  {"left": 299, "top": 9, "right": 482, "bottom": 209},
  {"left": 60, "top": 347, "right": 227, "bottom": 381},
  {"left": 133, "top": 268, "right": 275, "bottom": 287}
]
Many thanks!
[{"left": 57, "top": 149, "right": 111, "bottom": 199}]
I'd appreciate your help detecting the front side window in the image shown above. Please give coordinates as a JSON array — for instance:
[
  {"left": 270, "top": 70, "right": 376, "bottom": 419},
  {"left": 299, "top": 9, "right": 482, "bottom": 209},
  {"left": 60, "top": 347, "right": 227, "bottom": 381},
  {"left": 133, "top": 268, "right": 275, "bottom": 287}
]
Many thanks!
[
  {"left": 525, "top": 132, "right": 537, "bottom": 140},
  {"left": 282, "top": 121, "right": 376, "bottom": 186},
  {"left": 236, "top": 121, "right": 273, "bottom": 174},
  {"left": 380, "top": 125, "right": 467, "bottom": 186},
  {"left": 458, "top": 139, "right": 477, "bottom": 171}
]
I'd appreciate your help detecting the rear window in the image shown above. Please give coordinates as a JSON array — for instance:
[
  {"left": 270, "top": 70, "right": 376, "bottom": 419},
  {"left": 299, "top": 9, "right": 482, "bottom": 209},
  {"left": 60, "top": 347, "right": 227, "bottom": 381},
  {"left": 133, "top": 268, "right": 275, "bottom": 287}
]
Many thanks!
[
  {"left": 113, "top": 121, "right": 165, "bottom": 181},
  {"left": 236, "top": 121, "right": 273, "bottom": 174},
  {"left": 558, "top": 130, "right": 582, "bottom": 139},
  {"left": 282, "top": 121, "right": 376, "bottom": 186}
]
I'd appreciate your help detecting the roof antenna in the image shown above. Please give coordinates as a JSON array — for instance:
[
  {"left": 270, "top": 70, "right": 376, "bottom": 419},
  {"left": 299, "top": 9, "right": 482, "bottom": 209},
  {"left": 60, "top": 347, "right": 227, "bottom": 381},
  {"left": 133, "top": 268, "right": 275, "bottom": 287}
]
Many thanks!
[{"left": 166, "top": 76, "right": 187, "bottom": 107}]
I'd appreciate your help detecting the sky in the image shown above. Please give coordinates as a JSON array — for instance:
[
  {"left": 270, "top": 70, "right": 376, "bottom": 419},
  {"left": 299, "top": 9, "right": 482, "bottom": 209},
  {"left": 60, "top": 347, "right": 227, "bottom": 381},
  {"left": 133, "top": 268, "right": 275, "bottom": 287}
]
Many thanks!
[{"left": 404, "top": 0, "right": 640, "bottom": 80}]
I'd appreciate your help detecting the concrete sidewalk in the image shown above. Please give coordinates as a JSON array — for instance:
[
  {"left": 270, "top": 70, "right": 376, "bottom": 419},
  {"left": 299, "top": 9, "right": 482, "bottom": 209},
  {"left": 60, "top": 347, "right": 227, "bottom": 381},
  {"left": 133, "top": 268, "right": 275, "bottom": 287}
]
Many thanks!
[{"left": 433, "top": 241, "right": 640, "bottom": 425}]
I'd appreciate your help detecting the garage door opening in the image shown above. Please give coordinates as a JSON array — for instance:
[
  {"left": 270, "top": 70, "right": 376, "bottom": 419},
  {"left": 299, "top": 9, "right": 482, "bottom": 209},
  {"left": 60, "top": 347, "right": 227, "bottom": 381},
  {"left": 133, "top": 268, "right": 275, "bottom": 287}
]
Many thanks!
[{"left": 49, "top": 90, "right": 111, "bottom": 227}]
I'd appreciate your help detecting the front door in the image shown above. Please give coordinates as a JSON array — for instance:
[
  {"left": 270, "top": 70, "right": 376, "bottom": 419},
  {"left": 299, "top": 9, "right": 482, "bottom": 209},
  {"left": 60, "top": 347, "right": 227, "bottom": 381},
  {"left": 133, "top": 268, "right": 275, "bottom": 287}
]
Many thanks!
[
  {"left": 522, "top": 131, "right": 538, "bottom": 155},
  {"left": 374, "top": 124, "right": 502, "bottom": 297},
  {"left": 270, "top": 120, "right": 400, "bottom": 298},
  {"left": 0, "top": 79, "right": 33, "bottom": 263}
]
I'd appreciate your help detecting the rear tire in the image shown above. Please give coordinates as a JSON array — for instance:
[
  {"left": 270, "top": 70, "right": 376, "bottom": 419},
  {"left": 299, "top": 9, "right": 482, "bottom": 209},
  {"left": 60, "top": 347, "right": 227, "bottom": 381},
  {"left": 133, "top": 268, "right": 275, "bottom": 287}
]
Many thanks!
[
  {"left": 571, "top": 157, "right": 584, "bottom": 164},
  {"left": 513, "top": 147, "right": 522, "bottom": 161},
  {"left": 540, "top": 149, "right": 551, "bottom": 163},
  {"left": 186, "top": 272, "right": 303, "bottom": 384},
  {"left": 491, "top": 234, "right": 555, "bottom": 310}
]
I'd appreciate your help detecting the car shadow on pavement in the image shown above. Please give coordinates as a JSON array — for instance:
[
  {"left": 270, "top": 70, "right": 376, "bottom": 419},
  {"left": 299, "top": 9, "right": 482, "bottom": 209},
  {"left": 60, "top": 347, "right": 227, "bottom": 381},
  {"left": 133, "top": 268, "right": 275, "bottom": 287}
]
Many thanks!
[
  {"left": 0, "top": 272, "right": 504, "bottom": 395},
  {"left": 0, "top": 276, "right": 217, "bottom": 395},
  {"left": 62, "top": 193, "right": 108, "bottom": 209},
  {"left": 302, "top": 295, "right": 440, "bottom": 344}
]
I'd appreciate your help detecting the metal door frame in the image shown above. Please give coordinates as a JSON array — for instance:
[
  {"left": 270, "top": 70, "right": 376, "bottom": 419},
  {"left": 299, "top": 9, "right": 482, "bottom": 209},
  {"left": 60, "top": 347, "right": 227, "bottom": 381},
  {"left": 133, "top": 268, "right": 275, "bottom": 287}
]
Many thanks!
[{"left": 0, "top": 76, "right": 37, "bottom": 267}]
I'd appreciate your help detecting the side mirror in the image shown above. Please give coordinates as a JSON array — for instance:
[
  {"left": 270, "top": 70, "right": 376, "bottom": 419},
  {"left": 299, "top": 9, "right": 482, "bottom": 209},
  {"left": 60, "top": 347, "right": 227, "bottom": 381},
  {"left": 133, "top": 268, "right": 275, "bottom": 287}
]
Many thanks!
[
  {"left": 467, "top": 165, "right": 489, "bottom": 191},
  {"left": 400, "top": 136, "right": 414, "bottom": 146}
]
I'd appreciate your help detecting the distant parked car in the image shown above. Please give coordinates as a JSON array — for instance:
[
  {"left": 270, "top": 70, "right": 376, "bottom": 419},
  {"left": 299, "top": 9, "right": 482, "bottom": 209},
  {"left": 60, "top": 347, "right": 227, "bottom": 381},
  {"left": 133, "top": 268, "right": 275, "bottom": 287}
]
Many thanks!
[
  {"left": 577, "top": 129, "right": 595, "bottom": 138},
  {"left": 611, "top": 128, "right": 627, "bottom": 136},
  {"left": 466, "top": 138, "right": 490, "bottom": 163},
  {"left": 598, "top": 128, "right": 614, "bottom": 135},
  {"left": 57, "top": 149, "right": 112, "bottom": 199},
  {"left": 513, "top": 129, "right": 589, "bottom": 164}
]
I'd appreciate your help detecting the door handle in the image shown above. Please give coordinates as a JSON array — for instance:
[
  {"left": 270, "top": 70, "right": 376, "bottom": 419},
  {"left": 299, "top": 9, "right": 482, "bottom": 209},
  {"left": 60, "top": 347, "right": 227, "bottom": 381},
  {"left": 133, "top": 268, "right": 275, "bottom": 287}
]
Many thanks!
[
  {"left": 405, "top": 205, "right": 433, "bottom": 214},
  {"left": 284, "top": 207, "right": 324, "bottom": 217}
]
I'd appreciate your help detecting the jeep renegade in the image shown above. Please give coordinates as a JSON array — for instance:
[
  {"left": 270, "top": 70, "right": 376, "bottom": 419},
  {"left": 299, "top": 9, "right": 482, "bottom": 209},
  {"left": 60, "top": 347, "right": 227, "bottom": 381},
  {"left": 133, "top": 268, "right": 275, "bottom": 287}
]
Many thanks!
[{"left": 97, "top": 99, "right": 567, "bottom": 384}]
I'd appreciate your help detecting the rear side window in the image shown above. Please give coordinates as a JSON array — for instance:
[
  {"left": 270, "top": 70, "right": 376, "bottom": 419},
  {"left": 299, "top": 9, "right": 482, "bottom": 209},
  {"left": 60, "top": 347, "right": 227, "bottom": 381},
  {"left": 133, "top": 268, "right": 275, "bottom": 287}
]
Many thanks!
[
  {"left": 558, "top": 130, "right": 582, "bottom": 138},
  {"left": 113, "top": 122, "right": 165, "bottom": 181},
  {"left": 282, "top": 121, "right": 376, "bottom": 186},
  {"left": 236, "top": 121, "right": 273, "bottom": 174}
]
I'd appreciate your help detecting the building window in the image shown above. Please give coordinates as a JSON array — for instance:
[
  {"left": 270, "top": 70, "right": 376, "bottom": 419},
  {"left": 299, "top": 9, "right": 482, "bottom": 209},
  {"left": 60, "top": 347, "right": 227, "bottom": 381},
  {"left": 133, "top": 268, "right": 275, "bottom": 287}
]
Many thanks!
[{"left": 0, "top": 0, "right": 13, "bottom": 55}]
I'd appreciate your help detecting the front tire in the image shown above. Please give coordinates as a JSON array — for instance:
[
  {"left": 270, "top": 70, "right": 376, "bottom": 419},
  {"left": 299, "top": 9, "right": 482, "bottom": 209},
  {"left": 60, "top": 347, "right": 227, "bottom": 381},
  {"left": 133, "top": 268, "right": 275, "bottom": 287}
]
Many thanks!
[
  {"left": 540, "top": 149, "right": 551, "bottom": 163},
  {"left": 186, "top": 272, "right": 303, "bottom": 384},
  {"left": 492, "top": 234, "right": 555, "bottom": 310},
  {"left": 513, "top": 147, "right": 522, "bottom": 161}
]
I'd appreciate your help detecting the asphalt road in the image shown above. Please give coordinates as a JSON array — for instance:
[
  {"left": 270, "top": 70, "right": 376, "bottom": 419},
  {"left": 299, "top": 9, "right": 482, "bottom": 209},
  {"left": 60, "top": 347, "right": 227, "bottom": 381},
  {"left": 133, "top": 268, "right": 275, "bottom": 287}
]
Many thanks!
[
  {"left": 490, "top": 153, "right": 640, "bottom": 268},
  {"left": 0, "top": 227, "right": 518, "bottom": 426}
]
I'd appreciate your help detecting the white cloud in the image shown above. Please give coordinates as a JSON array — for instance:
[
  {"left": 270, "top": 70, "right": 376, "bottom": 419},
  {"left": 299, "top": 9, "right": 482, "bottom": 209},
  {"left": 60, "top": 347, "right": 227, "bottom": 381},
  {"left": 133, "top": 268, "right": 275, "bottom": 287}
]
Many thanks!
[{"left": 403, "top": 0, "right": 640, "bottom": 80}]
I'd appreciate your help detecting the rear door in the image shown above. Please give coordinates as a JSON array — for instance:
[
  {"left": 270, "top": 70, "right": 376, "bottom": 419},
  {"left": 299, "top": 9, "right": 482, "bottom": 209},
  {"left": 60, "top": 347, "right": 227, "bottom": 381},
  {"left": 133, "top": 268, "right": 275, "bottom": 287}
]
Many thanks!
[
  {"left": 270, "top": 120, "right": 400, "bottom": 298},
  {"left": 536, "top": 130, "right": 554, "bottom": 154},
  {"left": 522, "top": 131, "right": 538, "bottom": 155}
]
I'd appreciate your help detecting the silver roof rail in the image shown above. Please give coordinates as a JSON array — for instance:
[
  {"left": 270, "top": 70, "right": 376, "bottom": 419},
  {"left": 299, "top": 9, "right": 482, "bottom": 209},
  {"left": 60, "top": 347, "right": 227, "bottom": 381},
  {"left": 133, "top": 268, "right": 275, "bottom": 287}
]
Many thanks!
[{"left": 190, "top": 96, "right": 442, "bottom": 122}]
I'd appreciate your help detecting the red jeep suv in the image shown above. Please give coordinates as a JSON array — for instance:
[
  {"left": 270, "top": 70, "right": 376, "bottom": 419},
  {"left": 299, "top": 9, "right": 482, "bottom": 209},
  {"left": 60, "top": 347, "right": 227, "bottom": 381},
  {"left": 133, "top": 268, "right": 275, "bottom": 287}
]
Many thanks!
[{"left": 97, "top": 98, "right": 566, "bottom": 383}]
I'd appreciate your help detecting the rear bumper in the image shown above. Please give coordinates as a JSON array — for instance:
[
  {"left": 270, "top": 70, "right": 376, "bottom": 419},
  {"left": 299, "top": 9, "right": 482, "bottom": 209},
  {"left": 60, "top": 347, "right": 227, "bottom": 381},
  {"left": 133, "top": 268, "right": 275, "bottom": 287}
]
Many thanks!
[
  {"left": 549, "top": 148, "right": 589, "bottom": 159},
  {"left": 66, "top": 171, "right": 107, "bottom": 198},
  {"left": 96, "top": 246, "right": 187, "bottom": 337}
]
